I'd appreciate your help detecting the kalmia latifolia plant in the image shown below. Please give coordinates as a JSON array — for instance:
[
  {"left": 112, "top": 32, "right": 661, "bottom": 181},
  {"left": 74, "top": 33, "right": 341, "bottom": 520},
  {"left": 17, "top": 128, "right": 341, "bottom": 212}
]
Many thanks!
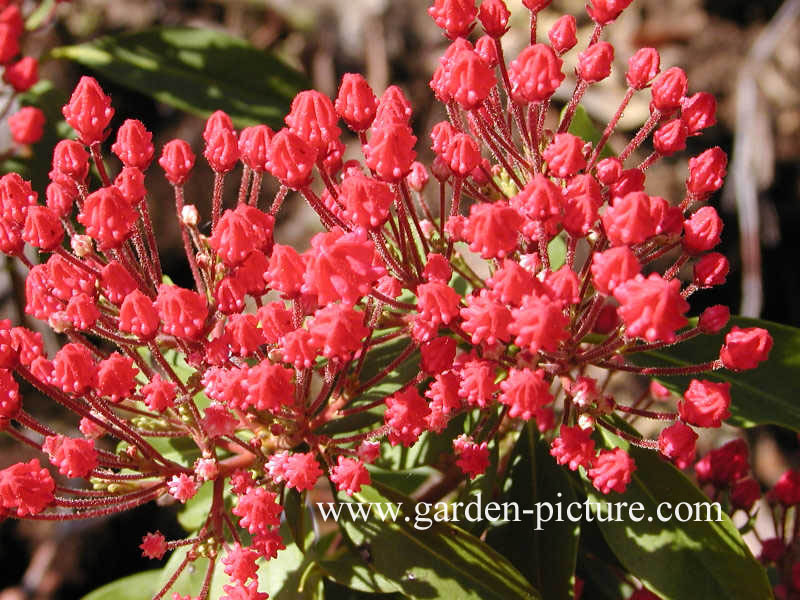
[{"left": 0, "top": 0, "right": 781, "bottom": 598}]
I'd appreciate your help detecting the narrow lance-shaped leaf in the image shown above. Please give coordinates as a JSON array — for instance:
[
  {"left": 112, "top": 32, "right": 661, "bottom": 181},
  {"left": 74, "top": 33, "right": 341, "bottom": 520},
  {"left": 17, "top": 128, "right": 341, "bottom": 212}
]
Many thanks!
[
  {"left": 50, "top": 26, "right": 308, "bottom": 128},
  {"left": 627, "top": 316, "right": 800, "bottom": 431},
  {"left": 583, "top": 427, "right": 773, "bottom": 600}
]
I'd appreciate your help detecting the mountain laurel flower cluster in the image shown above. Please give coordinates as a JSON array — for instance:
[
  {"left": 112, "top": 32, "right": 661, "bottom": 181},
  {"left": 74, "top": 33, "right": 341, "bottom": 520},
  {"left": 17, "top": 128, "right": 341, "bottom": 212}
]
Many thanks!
[{"left": 0, "top": 0, "right": 774, "bottom": 598}]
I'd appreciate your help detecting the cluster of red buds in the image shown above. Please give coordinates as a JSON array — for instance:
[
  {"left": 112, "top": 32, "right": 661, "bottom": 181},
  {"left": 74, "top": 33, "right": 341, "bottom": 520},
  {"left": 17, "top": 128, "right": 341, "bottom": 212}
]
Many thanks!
[
  {"left": 690, "top": 440, "right": 800, "bottom": 600},
  {"left": 0, "top": 0, "right": 66, "bottom": 148},
  {"left": 0, "top": 0, "right": 775, "bottom": 598}
]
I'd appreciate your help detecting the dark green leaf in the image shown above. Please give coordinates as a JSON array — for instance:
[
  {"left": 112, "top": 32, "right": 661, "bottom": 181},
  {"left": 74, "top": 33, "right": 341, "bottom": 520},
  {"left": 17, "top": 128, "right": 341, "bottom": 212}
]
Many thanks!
[
  {"left": 584, "top": 427, "right": 773, "bottom": 600},
  {"left": 81, "top": 570, "right": 161, "bottom": 600},
  {"left": 628, "top": 316, "right": 800, "bottom": 431},
  {"left": 486, "top": 426, "right": 579, "bottom": 599},
  {"left": 50, "top": 26, "right": 307, "bottom": 128},
  {"left": 335, "top": 482, "right": 540, "bottom": 600}
]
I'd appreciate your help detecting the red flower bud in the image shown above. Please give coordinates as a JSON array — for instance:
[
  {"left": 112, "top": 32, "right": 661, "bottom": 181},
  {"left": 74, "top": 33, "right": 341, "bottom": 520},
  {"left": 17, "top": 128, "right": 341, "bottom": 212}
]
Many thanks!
[
  {"left": 578, "top": 41, "right": 614, "bottom": 83},
  {"left": 340, "top": 173, "right": 395, "bottom": 229},
  {"left": 446, "top": 49, "right": 495, "bottom": 110},
  {"left": 97, "top": 352, "right": 138, "bottom": 403},
  {"left": 114, "top": 167, "right": 146, "bottom": 206},
  {"left": 156, "top": 284, "right": 209, "bottom": 341},
  {"left": 77, "top": 187, "right": 138, "bottom": 250},
  {"left": 508, "top": 44, "right": 564, "bottom": 104},
  {"left": 62, "top": 76, "right": 114, "bottom": 144},
  {"left": 112, "top": 119, "right": 154, "bottom": 170},
  {"left": 443, "top": 132, "right": 481, "bottom": 177},
  {"left": 687, "top": 146, "right": 727, "bottom": 196},
  {"left": 119, "top": 289, "right": 159, "bottom": 339},
  {"left": 474, "top": 35, "right": 499, "bottom": 67},
  {"left": 595, "top": 157, "right": 623, "bottom": 184},
  {"left": 658, "top": 421, "right": 698, "bottom": 469},
  {"left": 0, "top": 173, "right": 37, "bottom": 224},
  {"left": 586, "top": 0, "right": 634, "bottom": 25},
  {"left": 548, "top": 15, "right": 577, "bottom": 55},
  {"left": 591, "top": 246, "right": 641, "bottom": 294},
  {"left": 651, "top": 67, "right": 688, "bottom": 113},
  {"left": 202, "top": 110, "right": 234, "bottom": 143},
  {"left": 8, "top": 107, "right": 45, "bottom": 145},
  {"left": 478, "top": 0, "right": 510, "bottom": 38},
  {"left": 428, "top": 0, "right": 478, "bottom": 40},
  {"left": 100, "top": 261, "right": 137, "bottom": 305},
  {"left": 609, "top": 168, "right": 645, "bottom": 197},
  {"left": 653, "top": 119, "right": 688, "bottom": 156},
  {"left": 159, "top": 139, "right": 196, "bottom": 186},
  {"left": 364, "top": 122, "right": 417, "bottom": 182},
  {"left": 678, "top": 379, "right": 731, "bottom": 428},
  {"left": 52, "top": 342, "right": 97, "bottom": 395},
  {"left": 22, "top": 206, "right": 63, "bottom": 251},
  {"left": 626, "top": 48, "right": 660, "bottom": 90},
  {"left": 0, "top": 218, "right": 22, "bottom": 256},
  {"left": 51, "top": 140, "right": 90, "bottom": 184},
  {"left": 698, "top": 305, "right": 730, "bottom": 334},
  {"left": 204, "top": 126, "right": 240, "bottom": 173},
  {"left": 683, "top": 206, "right": 722, "bottom": 254},
  {"left": 374, "top": 85, "right": 413, "bottom": 127},
  {"left": 238, "top": 125, "right": 273, "bottom": 172},
  {"left": 543, "top": 133, "right": 587, "bottom": 178},
  {"left": 0, "top": 25, "right": 19, "bottom": 66},
  {"left": 720, "top": 326, "right": 773, "bottom": 371},
  {"left": 0, "top": 5, "right": 23, "bottom": 39},
  {"left": 3, "top": 56, "right": 37, "bottom": 92},
  {"left": 65, "top": 293, "right": 99, "bottom": 330},
  {"left": 522, "top": 0, "right": 552, "bottom": 11},
  {"left": 267, "top": 129, "right": 316, "bottom": 190},
  {"left": 285, "top": 90, "right": 341, "bottom": 155},
  {"left": 681, "top": 92, "right": 717, "bottom": 135},
  {"left": 730, "top": 477, "right": 760, "bottom": 511},
  {"left": 335, "top": 73, "right": 379, "bottom": 132}
]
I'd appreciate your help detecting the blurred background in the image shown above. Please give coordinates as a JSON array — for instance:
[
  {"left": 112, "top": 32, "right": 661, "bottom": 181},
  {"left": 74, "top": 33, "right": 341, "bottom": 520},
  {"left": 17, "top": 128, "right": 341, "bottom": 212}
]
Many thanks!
[{"left": 1, "top": 0, "right": 799, "bottom": 597}]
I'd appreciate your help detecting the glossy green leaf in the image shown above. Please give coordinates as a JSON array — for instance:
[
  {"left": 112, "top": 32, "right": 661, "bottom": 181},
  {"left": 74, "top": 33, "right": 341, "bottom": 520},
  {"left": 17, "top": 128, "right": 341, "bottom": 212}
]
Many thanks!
[
  {"left": 560, "top": 105, "right": 614, "bottom": 159},
  {"left": 50, "top": 26, "right": 307, "bottom": 128},
  {"left": 177, "top": 481, "right": 212, "bottom": 532},
  {"left": 336, "top": 482, "right": 540, "bottom": 600},
  {"left": 81, "top": 570, "right": 161, "bottom": 600},
  {"left": 584, "top": 427, "right": 772, "bottom": 600},
  {"left": 627, "top": 316, "right": 800, "bottom": 431},
  {"left": 486, "top": 426, "right": 579, "bottom": 599}
]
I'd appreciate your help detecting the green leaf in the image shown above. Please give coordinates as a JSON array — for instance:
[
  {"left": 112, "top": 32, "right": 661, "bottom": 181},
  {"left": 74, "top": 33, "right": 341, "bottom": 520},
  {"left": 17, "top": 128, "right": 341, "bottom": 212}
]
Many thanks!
[
  {"left": 50, "top": 26, "right": 307, "bottom": 128},
  {"left": 81, "top": 570, "right": 161, "bottom": 600},
  {"left": 584, "top": 427, "right": 773, "bottom": 600},
  {"left": 177, "top": 481, "right": 212, "bottom": 532},
  {"left": 547, "top": 234, "right": 567, "bottom": 271},
  {"left": 627, "top": 316, "right": 800, "bottom": 431},
  {"left": 486, "top": 426, "right": 579, "bottom": 599},
  {"left": 560, "top": 105, "right": 614, "bottom": 159},
  {"left": 335, "top": 482, "right": 540, "bottom": 600}
]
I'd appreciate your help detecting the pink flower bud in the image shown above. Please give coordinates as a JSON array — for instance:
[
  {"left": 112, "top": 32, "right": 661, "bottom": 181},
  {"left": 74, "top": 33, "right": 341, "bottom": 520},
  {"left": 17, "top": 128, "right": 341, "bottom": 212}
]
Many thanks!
[
  {"left": 681, "top": 92, "right": 717, "bottom": 135},
  {"left": 588, "top": 447, "right": 635, "bottom": 494},
  {"left": 730, "top": 477, "right": 760, "bottom": 511},
  {"left": 478, "top": 0, "right": 509, "bottom": 38},
  {"left": 698, "top": 305, "right": 730, "bottom": 334},
  {"left": 651, "top": 67, "right": 688, "bottom": 113},
  {"left": 52, "top": 140, "right": 90, "bottom": 184},
  {"left": 62, "top": 76, "right": 114, "bottom": 144},
  {"left": 453, "top": 435, "right": 490, "bottom": 478},
  {"left": 428, "top": 0, "right": 478, "bottom": 40},
  {"left": 653, "top": 119, "right": 688, "bottom": 156},
  {"left": 543, "top": 133, "right": 587, "bottom": 178},
  {"left": 159, "top": 139, "right": 196, "bottom": 186},
  {"left": 591, "top": 246, "right": 641, "bottom": 294},
  {"left": 658, "top": 421, "right": 697, "bottom": 468},
  {"left": 285, "top": 90, "right": 340, "bottom": 155},
  {"left": 204, "top": 126, "right": 240, "bottom": 173},
  {"left": 267, "top": 129, "right": 316, "bottom": 190},
  {"left": 613, "top": 273, "right": 688, "bottom": 343},
  {"left": 77, "top": 187, "right": 138, "bottom": 250},
  {"left": 238, "top": 125, "right": 273, "bottom": 172},
  {"left": 720, "top": 326, "right": 773, "bottom": 371},
  {"left": 3, "top": 56, "right": 37, "bottom": 92},
  {"left": 22, "top": 206, "right": 63, "bottom": 251},
  {"left": 693, "top": 252, "right": 729, "bottom": 287},
  {"left": 0, "top": 25, "right": 19, "bottom": 66},
  {"left": 595, "top": 156, "right": 623, "bottom": 184},
  {"left": 626, "top": 47, "right": 660, "bottom": 90},
  {"left": 683, "top": 206, "right": 723, "bottom": 254},
  {"left": 330, "top": 456, "right": 371, "bottom": 495},
  {"left": 508, "top": 44, "right": 564, "bottom": 104},
  {"left": 678, "top": 379, "right": 731, "bottom": 428},
  {"left": 578, "top": 41, "right": 614, "bottom": 83},
  {"left": 112, "top": 119, "right": 154, "bottom": 170},
  {"left": 587, "top": 0, "right": 634, "bottom": 25},
  {"left": 8, "top": 107, "right": 45, "bottom": 145},
  {"left": 548, "top": 15, "right": 577, "bottom": 55},
  {"left": 687, "top": 146, "right": 727, "bottom": 196},
  {"left": 446, "top": 49, "right": 496, "bottom": 110},
  {"left": 364, "top": 122, "right": 417, "bottom": 182}
]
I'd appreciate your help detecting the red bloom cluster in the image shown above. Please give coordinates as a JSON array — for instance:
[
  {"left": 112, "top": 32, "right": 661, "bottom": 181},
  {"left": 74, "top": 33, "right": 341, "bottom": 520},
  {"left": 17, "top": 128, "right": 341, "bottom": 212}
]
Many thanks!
[{"left": 0, "top": 2, "right": 776, "bottom": 598}]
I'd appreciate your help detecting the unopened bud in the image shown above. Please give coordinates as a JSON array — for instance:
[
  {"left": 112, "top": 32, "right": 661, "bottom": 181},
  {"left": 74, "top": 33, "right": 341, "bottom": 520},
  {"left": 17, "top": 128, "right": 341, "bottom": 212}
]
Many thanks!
[
  {"left": 71, "top": 234, "right": 93, "bottom": 257},
  {"left": 578, "top": 414, "right": 595, "bottom": 430},
  {"left": 181, "top": 204, "right": 199, "bottom": 226}
]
